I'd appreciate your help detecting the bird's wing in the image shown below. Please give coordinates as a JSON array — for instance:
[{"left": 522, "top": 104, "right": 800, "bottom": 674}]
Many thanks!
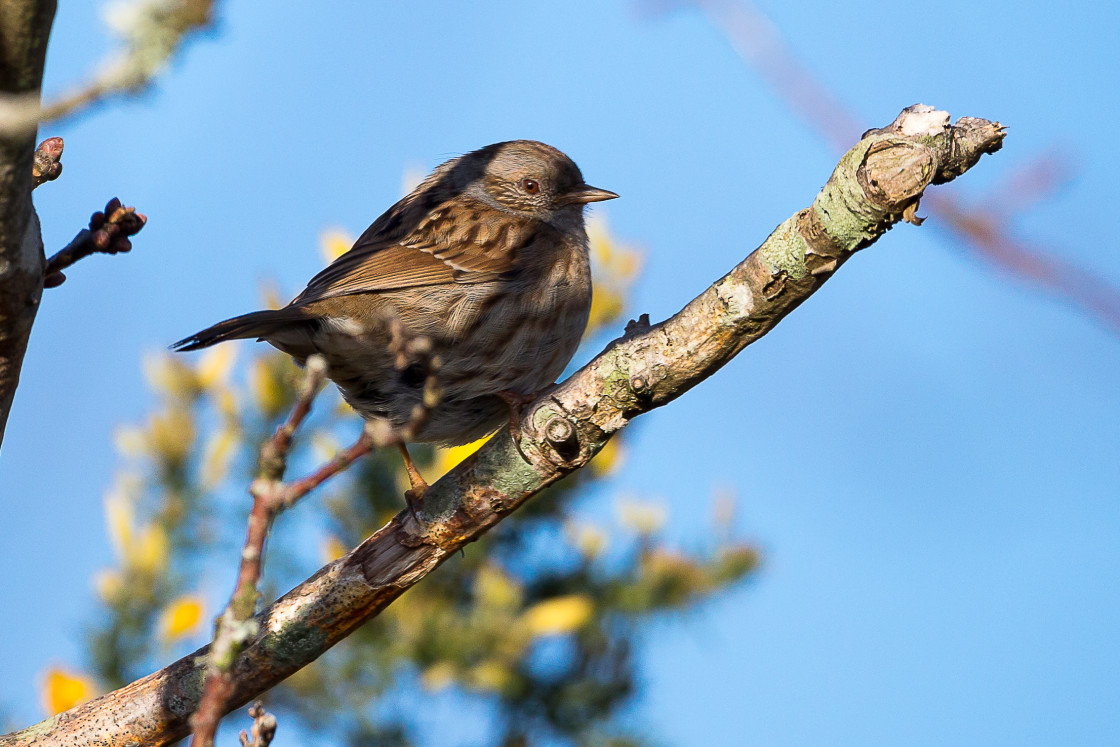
[{"left": 293, "top": 202, "right": 531, "bottom": 305}]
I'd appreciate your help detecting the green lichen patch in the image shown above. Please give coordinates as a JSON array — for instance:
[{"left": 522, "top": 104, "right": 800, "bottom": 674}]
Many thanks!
[
  {"left": 256, "top": 622, "right": 328, "bottom": 671},
  {"left": 758, "top": 217, "right": 809, "bottom": 279}
]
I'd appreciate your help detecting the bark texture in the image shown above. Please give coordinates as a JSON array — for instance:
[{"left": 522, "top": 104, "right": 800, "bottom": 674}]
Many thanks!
[
  {"left": 0, "top": 105, "right": 1005, "bottom": 746},
  {"left": 0, "top": 0, "right": 54, "bottom": 448}
]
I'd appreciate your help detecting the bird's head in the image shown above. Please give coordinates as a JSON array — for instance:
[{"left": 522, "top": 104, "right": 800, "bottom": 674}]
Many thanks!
[{"left": 462, "top": 140, "right": 617, "bottom": 223}]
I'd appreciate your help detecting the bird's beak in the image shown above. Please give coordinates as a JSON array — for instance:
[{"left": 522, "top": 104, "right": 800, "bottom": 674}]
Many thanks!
[{"left": 561, "top": 183, "right": 619, "bottom": 205}]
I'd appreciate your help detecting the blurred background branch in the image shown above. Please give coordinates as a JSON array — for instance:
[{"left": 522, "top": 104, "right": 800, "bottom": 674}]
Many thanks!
[
  {"left": 0, "top": 0, "right": 214, "bottom": 136},
  {"left": 670, "top": 0, "right": 1120, "bottom": 334}
]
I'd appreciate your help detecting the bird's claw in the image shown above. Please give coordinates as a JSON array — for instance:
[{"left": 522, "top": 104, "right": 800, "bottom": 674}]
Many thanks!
[
  {"left": 404, "top": 486, "right": 425, "bottom": 525},
  {"left": 498, "top": 387, "right": 556, "bottom": 459},
  {"left": 496, "top": 390, "right": 535, "bottom": 448}
]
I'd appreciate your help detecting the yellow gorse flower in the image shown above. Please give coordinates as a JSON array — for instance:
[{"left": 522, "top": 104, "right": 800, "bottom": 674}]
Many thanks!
[
  {"left": 617, "top": 498, "right": 668, "bottom": 535},
  {"left": 142, "top": 353, "right": 197, "bottom": 398},
  {"left": 420, "top": 661, "right": 456, "bottom": 692},
  {"left": 112, "top": 425, "right": 147, "bottom": 457},
  {"left": 475, "top": 565, "right": 523, "bottom": 612},
  {"left": 250, "top": 356, "right": 288, "bottom": 418},
  {"left": 258, "top": 282, "right": 284, "bottom": 311},
  {"left": 319, "top": 228, "right": 354, "bottom": 263},
  {"left": 522, "top": 595, "right": 594, "bottom": 636},
  {"left": 590, "top": 436, "right": 624, "bottom": 477},
  {"left": 431, "top": 434, "right": 491, "bottom": 479},
  {"left": 94, "top": 569, "right": 124, "bottom": 604},
  {"left": 566, "top": 522, "right": 608, "bottom": 559},
  {"left": 468, "top": 660, "right": 514, "bottom": 693},
  {"left": 147, "top": 407, "right": 195, "bottom": 467},
  {"left": 585, "top": 214, "right": 641, "bottom": 334},
  {"left": 130, "top": 523, "right": 170, "bottom": 577},
  {"left": 588, "top": 215, "right": 640, "bottom": 279},
  {"left": 159, "top": 594, "right": 204, "bottom": 641},
  {"left": 321, "top": 534, "right": 350, "bottom": 564},
  {"left": 104, "top": 484, "right": 136, "bottom": 557},
  {"left": 41, "top": 667, "right": 94, "bottom": 715},
  {"left": 588, "top": 283, "right": 625, "bottom": 334},
  {"left": 201, "top": 426, "right": 239, "bottom": 489},
  {"left": 103, "top": 479, "right": 170, "bottom": 577},
  {"left": 195, "top": 344, "right": 237, "bottom": 390}
]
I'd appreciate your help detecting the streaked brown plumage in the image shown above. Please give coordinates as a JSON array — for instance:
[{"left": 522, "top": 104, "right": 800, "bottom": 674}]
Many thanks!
[{"left": 174, "top": 140, "right": 616, "bottom": 476}]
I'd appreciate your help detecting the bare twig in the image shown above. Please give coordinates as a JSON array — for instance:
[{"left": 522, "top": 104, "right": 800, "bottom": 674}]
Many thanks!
[
  {"left": 0, "top": 106, "right": 1004, "bottom": 747},
  {"left": 189, "top": 355, "right": 329, "bottom": 747},
  {"left": 190, "top": 329, "right": 444, "bottom": 744},
  {"left": 31, "top": 136, "right": 63, "bottom": 189},
  {"left": 695, "top": 0, "right": 864, "bottom": 151},
  {"left": 43, "top": 197, "right": 147, "bottom": 288},
  {"left": 237, "top": 702, "right": 276, "bottom": 747},
  {"left": 189, "top": 323, "right": 439, "bottom": 743},
  {"left": 974, "top": 148, "right": 1073, "bottom": 220},
  {"left": 280, "top": 426, "right": 375, "bottom": 506},
  {"left": 926, "top": 191, "right": 1120, "bottom": 334},
  {"left": 0, "top": 0, "right": 210, "bottom": 449}
]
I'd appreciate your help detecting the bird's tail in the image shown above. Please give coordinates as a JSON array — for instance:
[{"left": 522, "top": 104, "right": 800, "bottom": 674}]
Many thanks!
[{"left": 171, "top": 308, "right": 314, "bottom": 352}]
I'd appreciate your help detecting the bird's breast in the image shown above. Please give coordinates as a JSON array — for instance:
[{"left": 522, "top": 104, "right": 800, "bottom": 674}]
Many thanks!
[{"left": 437, "top": 241, "right": 592, "bottom": 395}]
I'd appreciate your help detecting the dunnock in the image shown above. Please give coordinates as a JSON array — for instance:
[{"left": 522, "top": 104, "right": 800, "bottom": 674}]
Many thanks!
[{"left": 174, "top": 140, "right": 617, "bottom": 493}]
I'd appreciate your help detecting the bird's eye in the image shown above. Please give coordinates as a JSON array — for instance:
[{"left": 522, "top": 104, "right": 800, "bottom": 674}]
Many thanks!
[{"left": 520, "top": 178, "right": 540, "bottom": 195}]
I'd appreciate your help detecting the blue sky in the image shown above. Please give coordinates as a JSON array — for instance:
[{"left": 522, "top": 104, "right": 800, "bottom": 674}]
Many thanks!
[{"left": 3, "top": 1, "right": 1119, "bottom": 744}]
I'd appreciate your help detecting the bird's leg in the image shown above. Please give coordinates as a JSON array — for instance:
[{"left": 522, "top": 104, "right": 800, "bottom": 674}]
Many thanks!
[
  {"left": 496, "top": 390, "right": 537, "bottom": 448},
  {"left": 397, "top": 442, "right": 428, "bottom": 520},
  {"left": 497, "top": 386, "right": 558, "bottom": 453}
]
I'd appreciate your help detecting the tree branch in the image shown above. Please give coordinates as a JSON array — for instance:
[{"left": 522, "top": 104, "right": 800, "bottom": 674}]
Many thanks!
[
  {"left": 0, "top": 0, "right": 55, "bottom": 450},
  {"left": 0, "top": 105, "right": 1005, "bottom": 747}
]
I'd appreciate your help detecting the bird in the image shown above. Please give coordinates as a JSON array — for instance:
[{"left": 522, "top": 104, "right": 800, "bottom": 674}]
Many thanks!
[{"left": 173, "top": 140, "right": 617, "bottom": 500}]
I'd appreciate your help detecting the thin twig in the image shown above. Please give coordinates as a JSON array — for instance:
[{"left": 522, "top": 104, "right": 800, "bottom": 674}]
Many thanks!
[
  {"left": 237, "top": 702, "right": 277, "bottom": 747},
  {"left": 694, "top": 0, "right": 864, "bottom": 151},
  {"left": 189, "top": 327, "right": 443, "bottom": 743},
  {"left": 974, "top": 147, "right": 1073, "bottom": 219},
  {"left": 44, "top": 198, "right": 147, "bottom": 288},
  {"left": 927, "top": 191, "right": 1120, "bottom": 334},
  {"left": 279, "top": 427, "right": 376, "bottom": 507},
  {"left": 189, "top": 356, "right": 329, "bottom": 747}
]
